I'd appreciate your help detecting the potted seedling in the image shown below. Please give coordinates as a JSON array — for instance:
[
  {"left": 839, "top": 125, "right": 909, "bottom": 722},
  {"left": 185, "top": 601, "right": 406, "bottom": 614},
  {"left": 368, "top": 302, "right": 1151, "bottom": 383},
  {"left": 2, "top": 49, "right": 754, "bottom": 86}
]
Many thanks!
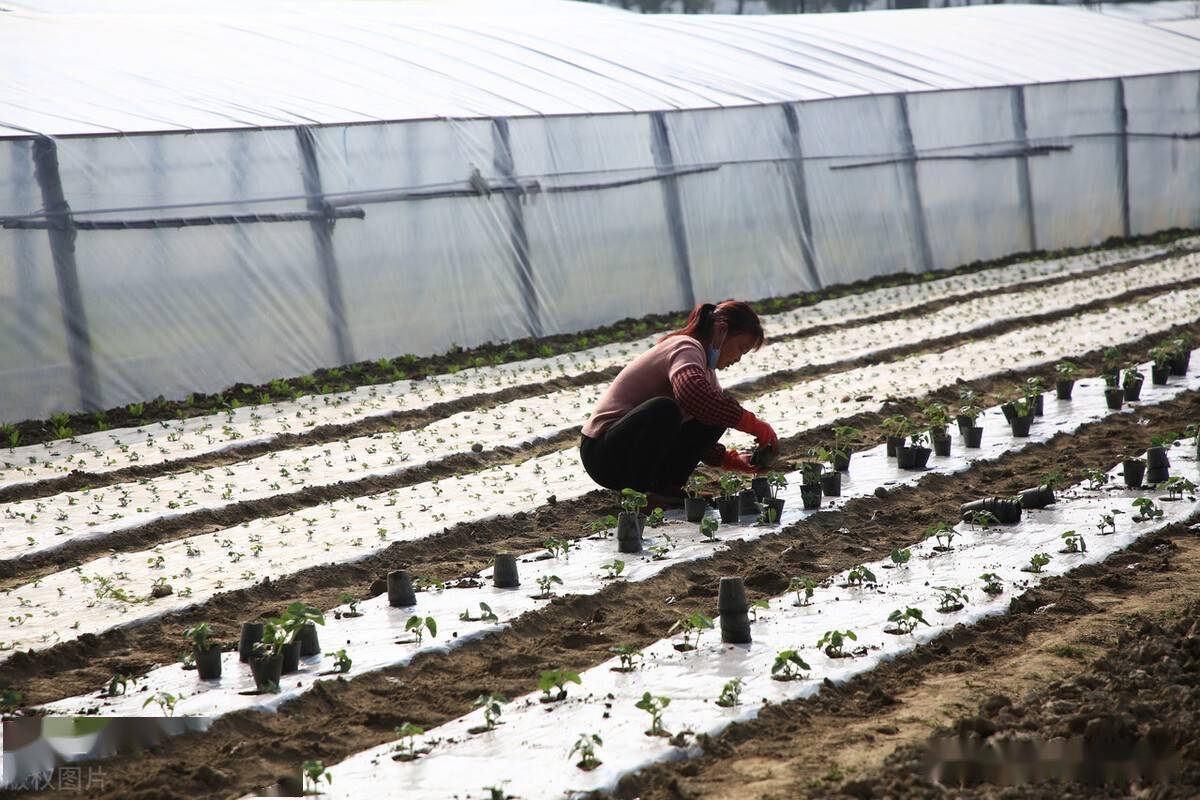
[
  {"left": 831, "top": 426, "right": 859, "bottom": 470},
  {"left": 1006, "top": 395, "right": 1034, "bottom": 437},
  {"left": 1122, "top": 453, "right": 1146, "bottom": 488},
  {"left": 817, "top": 629, "right": 858, "bottom": 659},
  {"left": 617, "top": 488, "right": 647, "bottom": 553},
  {"left": 770, "top": 650, "right": 811, "bottom": 681},
  {"left": 812, "top": 447, "right": 841, "bottom": 497},
  {"left": 1025, "top": 376, "right": 1046, "bottom": 417},
  {"left": 1055, "top": 360, "right": 1078, "bottom": 400},
  {"left": 278, "top": 603, "right": 324, "bottom": 674},
  {"left": 884, "top": 607, "right": 929, "bottom": 636},
  {"left": 898, "top": 429, "right": 931, "bottom": 470},
  {"left": 738, "top": 482, "right": 760, "bottom": 517},
  {"left": 750, "top": 472, "right": 771, "bottom": 502},
  {"left": 538, "top": 668, "right": 581, "bottom": 703},
  {"left": 717, "top": 473, "right": 745, "bottom": 523},
  {"left": 955, "top": 388, "right": 978, "bottom": 435},
  {"left": 1102, "top": 347, "right": 1122, "bottom": 387},
  {"left": 669, "top": 612, "right": 714, "bottom": 652},
  {"left": 1171, "top": 334, "right": 1192, "bottom": 375},
  {"left": 882, "top": 414, "right": 910, "bottom": 458},
  {"left": 1123, "top": 366, "right": 1145, "bottom": 402},
  {"left": 799, "top": 479, "right": 822, "bottom": 510},
  {"left": 789, "top": 575, "right": 816, "bottom": 607},
  {"left": 1021, "top": 552, "right": 1052, "bottom": 574},
  {"left": 392, "top": 722, "right": 426, "bottom": 762},
  {"left": 1146, "top": 433, "right": 1174, "bottom": 485},
  {"left": 1059, "top": 529, "right": 1086, "bottom": 554},
  {"left": 980, "top": 572, "right": 1003, "bottom": 596},
  {"left": 764, "top": 471, "right": 787, "bottom": 520},
  {"left": 571, "top": 733, "right": 603, "bottom": 771},
  {"left": 958, "top": 399, "right": 983, "bottom": 448},
  {"left": 683, "top": 475, "right": 708, "bottom": 523},
  {"left": 635, "top": 692, "right": 670, "bottom": 737},
  {"left": 184, "top": 622, "right": 221, "bottom": 681},
  {"left": 926, "top": 402, "right": 952, "bottom": 457},
  {"left": 934, "top": 585, "right": 968, "bottom": 613},
  {"left": 798, "top": 451, "right": 823, "bottom": 486},
  {"left": 250, "top": 620, "right": 286, "bottom": 692},
  {"left": 1104, "top": 376, "right": 1125, "bottom": 411}
]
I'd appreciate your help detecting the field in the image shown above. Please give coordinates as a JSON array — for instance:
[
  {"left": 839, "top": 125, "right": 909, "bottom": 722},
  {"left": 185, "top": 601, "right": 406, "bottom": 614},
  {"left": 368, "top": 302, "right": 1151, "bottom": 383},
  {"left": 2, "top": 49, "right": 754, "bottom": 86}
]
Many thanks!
[{"left": 2, "top": 232, "right": 1200, "bottom": 799}]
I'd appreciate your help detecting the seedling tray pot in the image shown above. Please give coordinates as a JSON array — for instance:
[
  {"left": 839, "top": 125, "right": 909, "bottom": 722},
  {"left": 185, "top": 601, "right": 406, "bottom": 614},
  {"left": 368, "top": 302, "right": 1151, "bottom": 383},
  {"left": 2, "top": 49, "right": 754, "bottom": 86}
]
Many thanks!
[
  {"left": 194, "top": 645, "right": 222, "bottom": 680},
  {"left": 238, "top": 622, "right": 264, "bottom": 663},
  {"left": 819, "top": 471, "right": 841, "bottom": 497},
  {"left": 717, "top": 577, "right": 748, "bottom": 614},
  {"left": 799, "top": 461, "right": 822, "bottom": 484},
  {"left": 1146, "top": 466, "right": 1170, "bottom": 486},
  {"left": 281, "top": 641, "right": 301, "bottom": 675},
  {"left": 493, "top": 553, "right": 520, "bottom": 588},
  {"left": 250, "top": 654, "right": 283, "bottom": 691},
  {"left": 955, "top": 415, "right": 971, "bottom": 435},
  {"left": 1104, "top": 388, "right": 1124, "bottom": 410},
  {"left": 1123, "top": 377, "right": 1144, "bottom": 401},
  {"left": 750, "top": 477, "right": 771, "bottom": 501},
  {"left": 800, "top": 484, "right": 822, "bottom": 510},
  {"left": 387, "top": 570, "right": 417, "bottom": 607},
  {"left": 1151, "top": 364, "right": 1171, "bottom": 385},
  {"left": 750, "top": 444, "right": 778, "bottom": 470},
  {"left": 1018, "top": 486, "right": 1055, "bottom": 510},
  {"left": 932, "top": 435, "right": 952, "bottom": 457},
  {"left": 896, "top": 446, "right": 917, "bottom": 470},
  {"left": 1056, "top": 379, "right": 1075, "bottom": 400},
  {"left": 1171, "top": 351, "right": 1190, "bottom": 375},
  {"left": 717, "top": 497, "right": 741, "bottom": 523},
  {"left": 1122, "top": 459, "right": 1145, "bottom": 488},
  {"left": 832, "top": 451, "right": 851, "bottom": 472},
  {"left": 1032, "top": 395, "right": 1044, "bottom": 416},
  {"left": 1145, "top": 447, "right": 1170, "bottom": 471},
  {"left": 1009, "top": 416, "right": 1033, "bottom": 437},
  {"left": 1001, "top": 403, "right": 1017, "bottom": 423},
  {"left": 765, "top": 497, "right": 785, "bottom": 520},
  {"left": 738, "top": 489, "right": 759, "bottom": 516},
  {"left": 684, "top": 497, "right": 707, "bottom": 523},
  {"left": 616, "top": 512, "right": 643, "bottom": 553},
  {"left": 885, "top": 436, "right": 903, "bottom": 457},
  {"left": 297, "top": 622, "right": 320, "bottom": 657},
  {"left": 964, "top": 426, "right": 983, "bottom": 448},
  {"left": 719, "top": 614, "right": 752, "bottom": 644}
]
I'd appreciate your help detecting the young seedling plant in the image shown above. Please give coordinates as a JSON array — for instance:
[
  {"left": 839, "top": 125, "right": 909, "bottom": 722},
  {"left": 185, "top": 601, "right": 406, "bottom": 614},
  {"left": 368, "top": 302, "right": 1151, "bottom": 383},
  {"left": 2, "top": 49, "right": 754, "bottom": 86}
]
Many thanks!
[
  {"left": 1083, "top": 468, "right": 1110, "bottom": 490},
  {"left": 470, "top": 692, "right": 507, "bottom": 733},
  {"left": 818, "top": 629, "right": 857, "bottom": 658},
  {"left": 700, "top": 516, "right": 720, "bottom": 541},
  {"left": 670, "top": 612, "right": 715, "bottom": 651},
  {"left": 890, "top": 547, "right": 912, "bottom": 567},
  {"left": 601, "top": 559, "right": 625, "bottom": 580},
  {"left": 934, "top": 586, "right": 968, "bottom": 612},
  {"left": 715, "top": 677, "right": 744, "bottom": 707},
  {"left": 749, "top": 598, "right": 770, "bottom": 622},
  {"left": 1162, "top": 476, "right": 1197, "bottom": 501},
  {"left": 538, "top": 668, "right": 581, "bottom": 703},
  {"left": 636, "top": 692, "right": 670, "bottom": 736},
  {"left": 589, "top": 515, "right": 618, "bottom": 537},
  {"left": 302, "top": 759, "right": 332, "bottom": 793},
  {"left": 966, "top": 510, "right": 999, "bottom": 530},
  {"left": 929, "top": 521, "right": 957, "bottom": 551},
  {"left": 646, "top": 507, "right": 666, "bottom": 528},
  {"left": 1132, "top": 497, "right": 1164, "bottom": 522},
  {"left": 544, "top": 538, "right": 571, "bottom": 559},
  {"left": 393, "top": 721, "right": 426, "bottom": 762},
  {"left": 571, "top": 733, "right": 603, "bottom": 771},
  {"left": 101, "top": 673, "right": 135, "bottom": 698},
  {"left": 609, "top": 644, "right": 641, "bottom": 673},
  {"left": 142, "top": 690, "right": 181, "bottom": 717},
  {"left": 718, "top": 472, "right": 746, "bottom": 499},
  {"left": 1024, "top": 552, "right": 1052, "bottom": 574},
  {"left": 336, "top": 593, "right": 362, "bottom": 619},
  {"left": 536, "top": 574, "right": 563, "bottom": 599},
  {"left": 886, "top": 607, "right": 930, "bottom": 635},
  {"left": 771, "top": 649, "right": 812, "bottom": 681},
  {"left": 459, "top": 602, "right": 499, "bottom": 623},
  {"left": 844, "top": 565, "right": 876, "bottom": 587},
  {"left": 1097, "top": 510, "right": 1122, "bottom": 535},
  {"left": 980, "top": 572, "right": 1004, "bottom": 595},
  {"left": 621, "top": 487, "right": 648, "bottom": 517},
  {"left": 789, "top": 576, "right": 817, "bottom": 607},
  {"left": 404, "top": 616, "right": 437, "bottom": 644},
  {"left": 328, "top": 648, "right": 352, "bottom": 674},
  {"left": 1060, "top": 529, "right": 1086, "bottom": 554}
]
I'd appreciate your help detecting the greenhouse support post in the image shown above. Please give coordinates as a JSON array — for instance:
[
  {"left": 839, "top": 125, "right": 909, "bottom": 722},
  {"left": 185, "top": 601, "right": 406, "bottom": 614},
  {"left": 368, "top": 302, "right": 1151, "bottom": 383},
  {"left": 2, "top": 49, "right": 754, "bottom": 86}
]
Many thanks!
[
  {"left": 781, "top": 103, "right": 823, "bottom": 290},
  {"left": 1114, "top": 79, "right": 1132, "bottom": 238},
  {"left": 295, "top": 125, "right": 355, "bottom": 366},
  {"left": 1010, "top": 86, "right": 1038, "bottom": 252},
  {"left": 31, "top": 136, "right": 102, "bottom": 412},
  {"left": 10, "top": 142, "right": 40, "bottom": 351},
  {"left": 650, "top": 112, "right": 697, "bottom": 311},
  {"left": 491, "top": 117, "right": 542, "bottom": 339},
  {"left": 896, "top": 95, "right": 935, "bottom": 273}
]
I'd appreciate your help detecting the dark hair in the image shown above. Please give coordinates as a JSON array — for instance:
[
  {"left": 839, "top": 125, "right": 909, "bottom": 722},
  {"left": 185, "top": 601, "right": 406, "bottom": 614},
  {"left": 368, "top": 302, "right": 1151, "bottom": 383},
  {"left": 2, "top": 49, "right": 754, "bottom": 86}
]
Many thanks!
[{"left": 659, "top": 300, "right": 765, "bottom": 350}]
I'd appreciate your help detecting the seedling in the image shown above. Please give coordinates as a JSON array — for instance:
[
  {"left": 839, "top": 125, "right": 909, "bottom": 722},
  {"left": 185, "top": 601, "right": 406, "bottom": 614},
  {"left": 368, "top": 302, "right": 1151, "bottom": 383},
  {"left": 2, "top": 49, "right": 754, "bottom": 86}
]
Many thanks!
[
  {"left": 183, "top": 622, "right": 215, "bottom": 652},
  {"left": 934, "top": 585, "right": 968, "bottom": 612},
  {"left": 890, "top": 547, "right": 911, "bottom": 567},
  {"left": 923, "top": 401, "right": 951, "bottom": 430},
  {"left": 393, "top": 721, "right": 425, "bottom": 761},
  {"left": 338, "top": 593, "right": 361, "bottom": 618},
  {"left": 589, "top": 515, "right": 618, "bottom": 536},
  {"left": 101, "top": 673, "right": 134, "bottom": 698},
  {"left": 700, "top": 516, "right": 719, "bottom": 541},
  {"left": 302, "top": 760, "right": 332, "bottom": 792},
  {"left": 473, "top": 692, "right": 507, "bottom": 730},
  {"left": 772, "top": 649, "right": 812, "bottom": 680},
  {"left": 669, "top": 612, "right": 714, "bottom": 651},
  {"left": 845, "top": 565, "right": 876, "bottom": 586},
  {"left": 620, "top": 487, "right": 648, "bottom": 515},
  {"left": 1083, "top": 468, "right": 1110, "bottom": 490},
  {"left": 142, "top": 691, "right": 181, "bottom": 717},
  {"left": 601, "top": 559, "right": 626, "bottom": 580},
  {"left": 1132, "top": 497, "right": 1164, "bottom": 522},
  {"left": 0, "top": 689, "right": 22, "bottom": 712},
  {"left": 536, "top": 574, "right": 563, "bottom": 598},
  {"left": 538, "top": 668, "right": 581, "bottom": 702},
  {"left": 404, "top": 616, "right": 437, "bottom": 644},
  {"left": 1162, "top": 476, "right": 1197, "bottom": 500},
  {"left": 749, "top": 598, "right": 770, "bottom": 622},
  {"left": 280, "top": 602, "right": 325, "bottom": 644},
  {"left": 929, "top": 521, "right": 957, "bottom": 549},
  {"left": 646, "top": 508, "right": 666, "bottom": 528},
  {"left": 1027, "top": 552, "right": 1051, "bottom": 573},
  {"left": 833, "top": 425, "right": 860, "bottom": 453},
  {"left": 684, "top": 474, "right": 708, "bottom": 499},
  {"left": 1040, "top": 470, "right": 1065, "bottom": 491},
  {"left": 609, "top": 644, "right": 641, "bottom": 672},
  {"left": 817, "top": 629, "right": 857, "bottom": 658},
  {"left": 571, "top": 733, "right": 603, "bottom": 771},
  {"left": 909, "top": 429, "right": 930, "bottom": 448},
  {"left": 755, "top": 506, "right": 779, "bottom": 526},
  {"left": 328, "top": 648, "right": 352, "bottom": 673},
  {"left": 767, "top": 471, "right": 789, "bottom": 498},
  {"left": 980, "top": 573, "right": 1003, "bottom": 595},
  {"left": 966, "top": 510, "right": 999, "bottom": 530},
  {"left": 715, "top": 677, "right": 744, "bottom": 707},
  {"left": 459, "top": 602, "right": 499, "bottom": 623},
  {"left": 635, "top": 692, "right": 670, "bottom": 736},
  {"left": 789, "top": 576, "right": 817, "bottom": 606},
  {"left": 881, "top": 414, "right": 912, "bottom": 439},
  {"left": 718, "top": 472, "right": 746, "bottom": 499},
  {"left": 886, "top": 607, "right": 930, "bottom": 634},
  {"left": 1056, "top": 360, "right": 1079, "bottom": 380},
  {"left": 1097, "top": 510, "right": 1122, "bottom": 535},
  {"left": 544, "top": 538, "right": 571, "bottom": 559},
  {"left": 1060, "top": 530, "right": 1086, "bottom": 553}
]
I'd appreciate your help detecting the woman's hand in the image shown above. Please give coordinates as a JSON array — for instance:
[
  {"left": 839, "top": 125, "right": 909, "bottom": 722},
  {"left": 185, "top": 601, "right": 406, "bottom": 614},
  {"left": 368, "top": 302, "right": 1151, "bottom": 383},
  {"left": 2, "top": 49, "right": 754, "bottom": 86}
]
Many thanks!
[
  {"left": 736, "top": 410, "right": 778, "bottom": 449},
  {"left": 721, "top": 449, "right": 758, "bottom": 474}
]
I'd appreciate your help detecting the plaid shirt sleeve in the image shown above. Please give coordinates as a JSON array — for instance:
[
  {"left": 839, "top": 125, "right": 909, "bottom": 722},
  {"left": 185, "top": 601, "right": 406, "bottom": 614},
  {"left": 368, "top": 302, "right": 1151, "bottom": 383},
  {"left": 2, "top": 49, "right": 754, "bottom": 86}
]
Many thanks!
[{"left": 670, "top": 363, "right": 744, "bottom": 429}]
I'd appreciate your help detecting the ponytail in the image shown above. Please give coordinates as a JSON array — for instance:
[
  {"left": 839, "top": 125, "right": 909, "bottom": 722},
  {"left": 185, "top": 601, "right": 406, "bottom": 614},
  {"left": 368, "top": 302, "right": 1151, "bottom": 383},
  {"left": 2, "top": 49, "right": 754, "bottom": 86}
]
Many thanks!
[{"left": 659, "top": 299, "right": 765, "bottom": 350}]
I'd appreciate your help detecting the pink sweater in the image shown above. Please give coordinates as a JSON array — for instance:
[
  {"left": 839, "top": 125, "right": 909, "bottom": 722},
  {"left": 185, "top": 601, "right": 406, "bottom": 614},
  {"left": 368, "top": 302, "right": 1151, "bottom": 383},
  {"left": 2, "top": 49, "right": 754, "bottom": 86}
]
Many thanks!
[{"left": 581, "top": 336, "right": 744, "bottom": 440}]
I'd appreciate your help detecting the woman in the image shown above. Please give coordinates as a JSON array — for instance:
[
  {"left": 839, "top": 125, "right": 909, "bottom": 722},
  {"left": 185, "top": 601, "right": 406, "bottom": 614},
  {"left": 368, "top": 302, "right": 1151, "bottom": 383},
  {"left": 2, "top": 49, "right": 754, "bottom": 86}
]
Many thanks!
[{"left": 579, "top": 300, "right": 778, "bottom": 507}]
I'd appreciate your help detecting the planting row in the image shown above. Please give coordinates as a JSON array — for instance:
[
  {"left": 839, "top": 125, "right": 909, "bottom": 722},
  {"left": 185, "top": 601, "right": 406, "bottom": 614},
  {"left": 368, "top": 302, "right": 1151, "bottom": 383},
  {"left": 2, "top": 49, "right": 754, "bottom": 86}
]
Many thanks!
[
  {"left": 1, "top": 291, "right": 1196, "bottom": 659},
  {"left": 318, "top": 439, "right": 1200, "bottom": 798},
  {"left": 5, "top": 255, "right": 1196, "bottom": 564},
  {"left": 1, "top": 238, "right": 1190, "bottom": 491},
  {"left": 27, "top": 348, "right": 1200, "bottom": 721}
]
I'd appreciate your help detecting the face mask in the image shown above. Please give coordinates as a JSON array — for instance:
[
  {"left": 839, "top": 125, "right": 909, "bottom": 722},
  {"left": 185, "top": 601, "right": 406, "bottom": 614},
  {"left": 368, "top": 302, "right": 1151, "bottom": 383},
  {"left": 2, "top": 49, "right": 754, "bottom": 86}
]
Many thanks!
[{"left": 707, "top": 328, "right": 726, "bottom": 369}]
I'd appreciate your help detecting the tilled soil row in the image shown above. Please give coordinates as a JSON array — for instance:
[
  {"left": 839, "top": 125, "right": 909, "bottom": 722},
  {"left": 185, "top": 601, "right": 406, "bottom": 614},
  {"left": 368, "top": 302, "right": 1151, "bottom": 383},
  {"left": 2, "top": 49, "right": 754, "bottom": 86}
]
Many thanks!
[
  {"left": 2, "top": 247, "right": 1191, "bottom": 510},
  {"left": 2, "top": 278, "right": 1195, "bottom": 590},
  {"left": 624, "top": 531, "right": 1200, "bottom": 800},
  {"left": 8, "top": 378, "right": 1199, "bottom": 800},
  {"left": 2, "top": 321, "right": 1198, "bottom": 703}
]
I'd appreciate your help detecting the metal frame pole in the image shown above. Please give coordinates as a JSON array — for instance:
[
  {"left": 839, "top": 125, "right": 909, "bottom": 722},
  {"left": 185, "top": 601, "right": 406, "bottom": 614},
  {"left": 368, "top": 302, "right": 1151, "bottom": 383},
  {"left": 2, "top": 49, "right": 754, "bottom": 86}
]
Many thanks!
[
  {"left": 781, "top": 103, "right": 824, "bottom": 290},
  {"left": 1011, "top": 85, "right": 1038, "bottom": 252},
  {"left": 650, "top": 111, "right": 697, "bottom": 310},
  {"left": 896, "top": 95, "right": 935, "bottom": 273},
  {"left": 491, "top": 117, "right": 542, "bottom": 339},
  {"left": 1115, "top": 78, "right": 1132, "bottom": 238}
]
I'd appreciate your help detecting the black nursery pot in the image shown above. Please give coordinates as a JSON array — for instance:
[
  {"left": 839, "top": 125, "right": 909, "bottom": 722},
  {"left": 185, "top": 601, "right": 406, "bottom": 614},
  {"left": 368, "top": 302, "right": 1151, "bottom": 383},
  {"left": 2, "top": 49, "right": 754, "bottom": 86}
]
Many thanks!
[
  {"left": 964, "top": 426, "right": 983, "bottom": 448},
  {"left": 684, "top": 496, "right": 707, "bottom": 523},
  {"left": 238, "top": 622, "right": 264, "bottom": 663},
  {"left": 1105, "top": 388, "right": 1124, "bottom": 410},
  {"left": 750, "top": 477, "right": 771, "bottom": 502},
  {"left": 297, "top": 622, "right": 321, "bottom": 657},
  {"left": 387, "top": 569, "right": 417, "bottom": 607},
  {"left": 832, "top": 451, "right": 851, "bottom": 472},
  {"left": 886, "top": 436, "right": 904, "bottom": 458},
  {"left": 194, "top": 645, "right": 222, "bottom": 680},
  {"left": 896, "top": 446, "right": 916, "bottom": 470},
  {"left": 250, "top": 653, "right": 283, "bottom": 691},
  {"left": 1172, "top": 350, "right": 1190, "bottom": 376},
  {"left": 1056, "top": 379, "right": 1075, "bottom": 400},
  {"left": 281, "top": 640, "right": 301, "bottom": 675},
  {"left": 1151, "top": 364, "right": 1170, "bottom": 385},
  {"left": 718, "top": 496, "right": 741, "bottom": 523},
  {"left": 1123, "top": 376, "right": 1144, "bottom": 402},
  {"left": 932, "top": 434, "right": 952, "bottom": 458},
  {"left": 1122, "top": 459, "right": 1145, "bottom": 488},
  {"left": 1010, "top": 415, "right": 1033, "bottom": 437},
  {"left": 616, "top": 511, "right": 643, "bottom": 554},
  {"left": 819, "top": 471, "right": 841, "bottom": 497},
  {"left": 493, "top": 553, "right": 520, "bottom": 588},
  {"left": 989, "top": 498, "right": 1023, "bottom": 524},
  {"left": 765, "top": 497, "right": 785, "bottom": 521},
  {"left": 1018, "top": 486, "right": 1055, "bottom": 510},
  {"left": 717, "top": 577, "right": 752, "bottom": 644},
  {"left": 1146, "top": 446, "right": 1170, "bottom": 471},
  {"left": 955, "top": 415, "right": 971, "bottom": 435},
  {"left": 800, "top": 484, "right": 822, "bottom": 510},
  {"left": 1001, "top": 403, "right": 1017, "bottom": 424},
  {"left": 739, "top": 489, "right": 760, "bottom": 516},
  {"left": 1146, "top": 466, "right": 1171, "bottom": 486},
  {"left": 799, "top": 461, "right": 822, "bottom": 485},
  {"left": 1032, "top": 395, "right": 1044, "bottom": 417}
]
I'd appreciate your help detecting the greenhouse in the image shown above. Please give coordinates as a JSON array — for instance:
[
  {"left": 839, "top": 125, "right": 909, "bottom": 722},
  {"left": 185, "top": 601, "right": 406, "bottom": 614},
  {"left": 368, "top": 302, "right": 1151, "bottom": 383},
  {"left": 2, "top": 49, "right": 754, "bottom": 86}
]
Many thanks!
[{"left": 2, "top": 0, "right": 1200, "bottom": 421}]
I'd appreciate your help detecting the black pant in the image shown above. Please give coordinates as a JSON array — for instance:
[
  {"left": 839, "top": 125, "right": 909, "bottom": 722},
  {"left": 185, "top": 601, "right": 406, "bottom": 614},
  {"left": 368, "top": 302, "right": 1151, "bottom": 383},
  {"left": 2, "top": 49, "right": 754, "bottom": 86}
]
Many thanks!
[{"left": 579, "top": 396, "right": 725, "bottom": 494}]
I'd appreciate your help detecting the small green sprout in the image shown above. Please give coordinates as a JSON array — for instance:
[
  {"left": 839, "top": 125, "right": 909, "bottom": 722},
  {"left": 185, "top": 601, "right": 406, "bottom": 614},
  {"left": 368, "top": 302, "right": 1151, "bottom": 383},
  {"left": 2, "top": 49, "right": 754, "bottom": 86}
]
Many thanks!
[
  {"left": 601, "top": 559, "right": 626, "bottom": 580},
  {"left": 393, "top": 721, "right": 425, "bottom": 761},
  {"left": 980, "top": 573, "right": 1003, "bottom": 595},
  {"left": 635, "top": 692, "right": 670, "bottom": 736},
  {"left": 771, "top": 649, "right": 812, "bottom": 680},
  {"left": 715, "top": 677, "right": 744, "bottom": 707},
  {"left": 886, "top": 607, "right": 929, "bottom": 634},
  {"left": 1097, "top": 510, "right": 1122, "bottom": 535},
  {"left": 817, "top": 629, "right": 857, "bottom": 658},
  {"left": 620, "top": 487, "right": 648, "bottom": 515},
  {"left": 473, "top": 692, "right": 507, "bottom": 730},
  {"left": 1162, "top": 476, "right": 1197, "bottom": 500},
  {"left": 302, "top": 760, "right": 332, "bottom": 792},
  {"left": 329, "top": 648, "right": 352, "bottom": 673},
  {"left": 142, "top": 691, "right": 181, "bottom": 717},
  {"left": 966, "top": 509, "right": 999, "bottom": 529},
  {"left": 1061, "top": 530, "right": 1086, "bottom": 553},
  {"left": 538, "top": 668, "right": 581, "bottom": 702},
  {"left": 570, "top": 733, "right": 603, "bottom": 770},
  {"left": 101, "top": 673, "right": 134, "bottom": 698},
  {"left": 890, "top": 547, "right": 912, "bottom": 566},
  {"left": 1132, "top": 497, "right": 1164, "bottom": 522},
  {"left": 404, "top": 616, "right": 437, "bottom": 644},
  {"left": 699, "top": 516, "right": 719, "bottom": 541},
  {"left": 544, "top": 538, "right": 571, "bottom": 559},
  {"left": 459, "top": 602, "right": 499, "bottom": 623},
  {"left": 589, "top": 515, "right": 618, "bottom": 535},
  {"left": 934, "top": 585, "right": 968, "bottom": 611},
  {"left": 669, "top": 612, "right": 714, "bottom": 650},
  {"left": 338, "top": 593, "right": 361, "bottom": 617},
  {"left": 789, "top": 576, "right": 817, "bottom": 607},
  {"left": 929, "top": 521, "right": 957, "bottom": 548},
  {"left": 1083, "top": 468, "right": 1110, "bottom": 490},
  {"left": 536, "top": 574, "right": 563, "bottom": 599},
  {"left": 609, "top": 644, "right": 641, "bottom": 672},
  {"left": 749, "top": 598, "right": 770, "bottom": 622},
  {"left": 1027, "top": 552, "right": 1051, "bottom": 573},
  {"left": 646, "top": 508, "right": 666, "bottom": 528},
  {"left": 845, "top": 565, "right": 876, "bottom": 586}
]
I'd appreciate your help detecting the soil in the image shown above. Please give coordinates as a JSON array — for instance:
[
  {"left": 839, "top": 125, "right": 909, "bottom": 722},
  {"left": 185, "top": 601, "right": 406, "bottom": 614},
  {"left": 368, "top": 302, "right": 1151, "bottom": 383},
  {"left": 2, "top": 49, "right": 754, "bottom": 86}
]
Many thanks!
[{"left": 4, "top": 379, "right": 1197, "bottom": 799}]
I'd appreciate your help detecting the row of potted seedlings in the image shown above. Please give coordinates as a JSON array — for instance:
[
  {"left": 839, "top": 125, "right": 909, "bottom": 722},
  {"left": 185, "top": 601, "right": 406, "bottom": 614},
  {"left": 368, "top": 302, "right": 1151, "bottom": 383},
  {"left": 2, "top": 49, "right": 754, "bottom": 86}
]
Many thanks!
[{"left": 180, "top": 603, "right": 329, "bottom": 692}]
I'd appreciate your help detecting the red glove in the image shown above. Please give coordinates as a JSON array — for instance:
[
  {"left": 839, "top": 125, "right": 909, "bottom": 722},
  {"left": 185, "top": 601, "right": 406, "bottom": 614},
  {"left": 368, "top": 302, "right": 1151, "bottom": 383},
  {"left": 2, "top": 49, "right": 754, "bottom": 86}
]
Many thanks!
[
  {"left": 736, "top": 410, "right": 778, "bottom": 449},
  {"left": 721, "top": 449, "right": 758, "bottom": 474}
]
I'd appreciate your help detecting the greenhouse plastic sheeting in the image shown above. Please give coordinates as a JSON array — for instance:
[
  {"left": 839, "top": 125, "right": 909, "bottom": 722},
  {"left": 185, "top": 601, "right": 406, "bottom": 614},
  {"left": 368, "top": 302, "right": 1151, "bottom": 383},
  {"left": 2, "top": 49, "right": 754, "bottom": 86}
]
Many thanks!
[{"left": 4, "top": 0, "right": 1200, "bottom": 421}]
